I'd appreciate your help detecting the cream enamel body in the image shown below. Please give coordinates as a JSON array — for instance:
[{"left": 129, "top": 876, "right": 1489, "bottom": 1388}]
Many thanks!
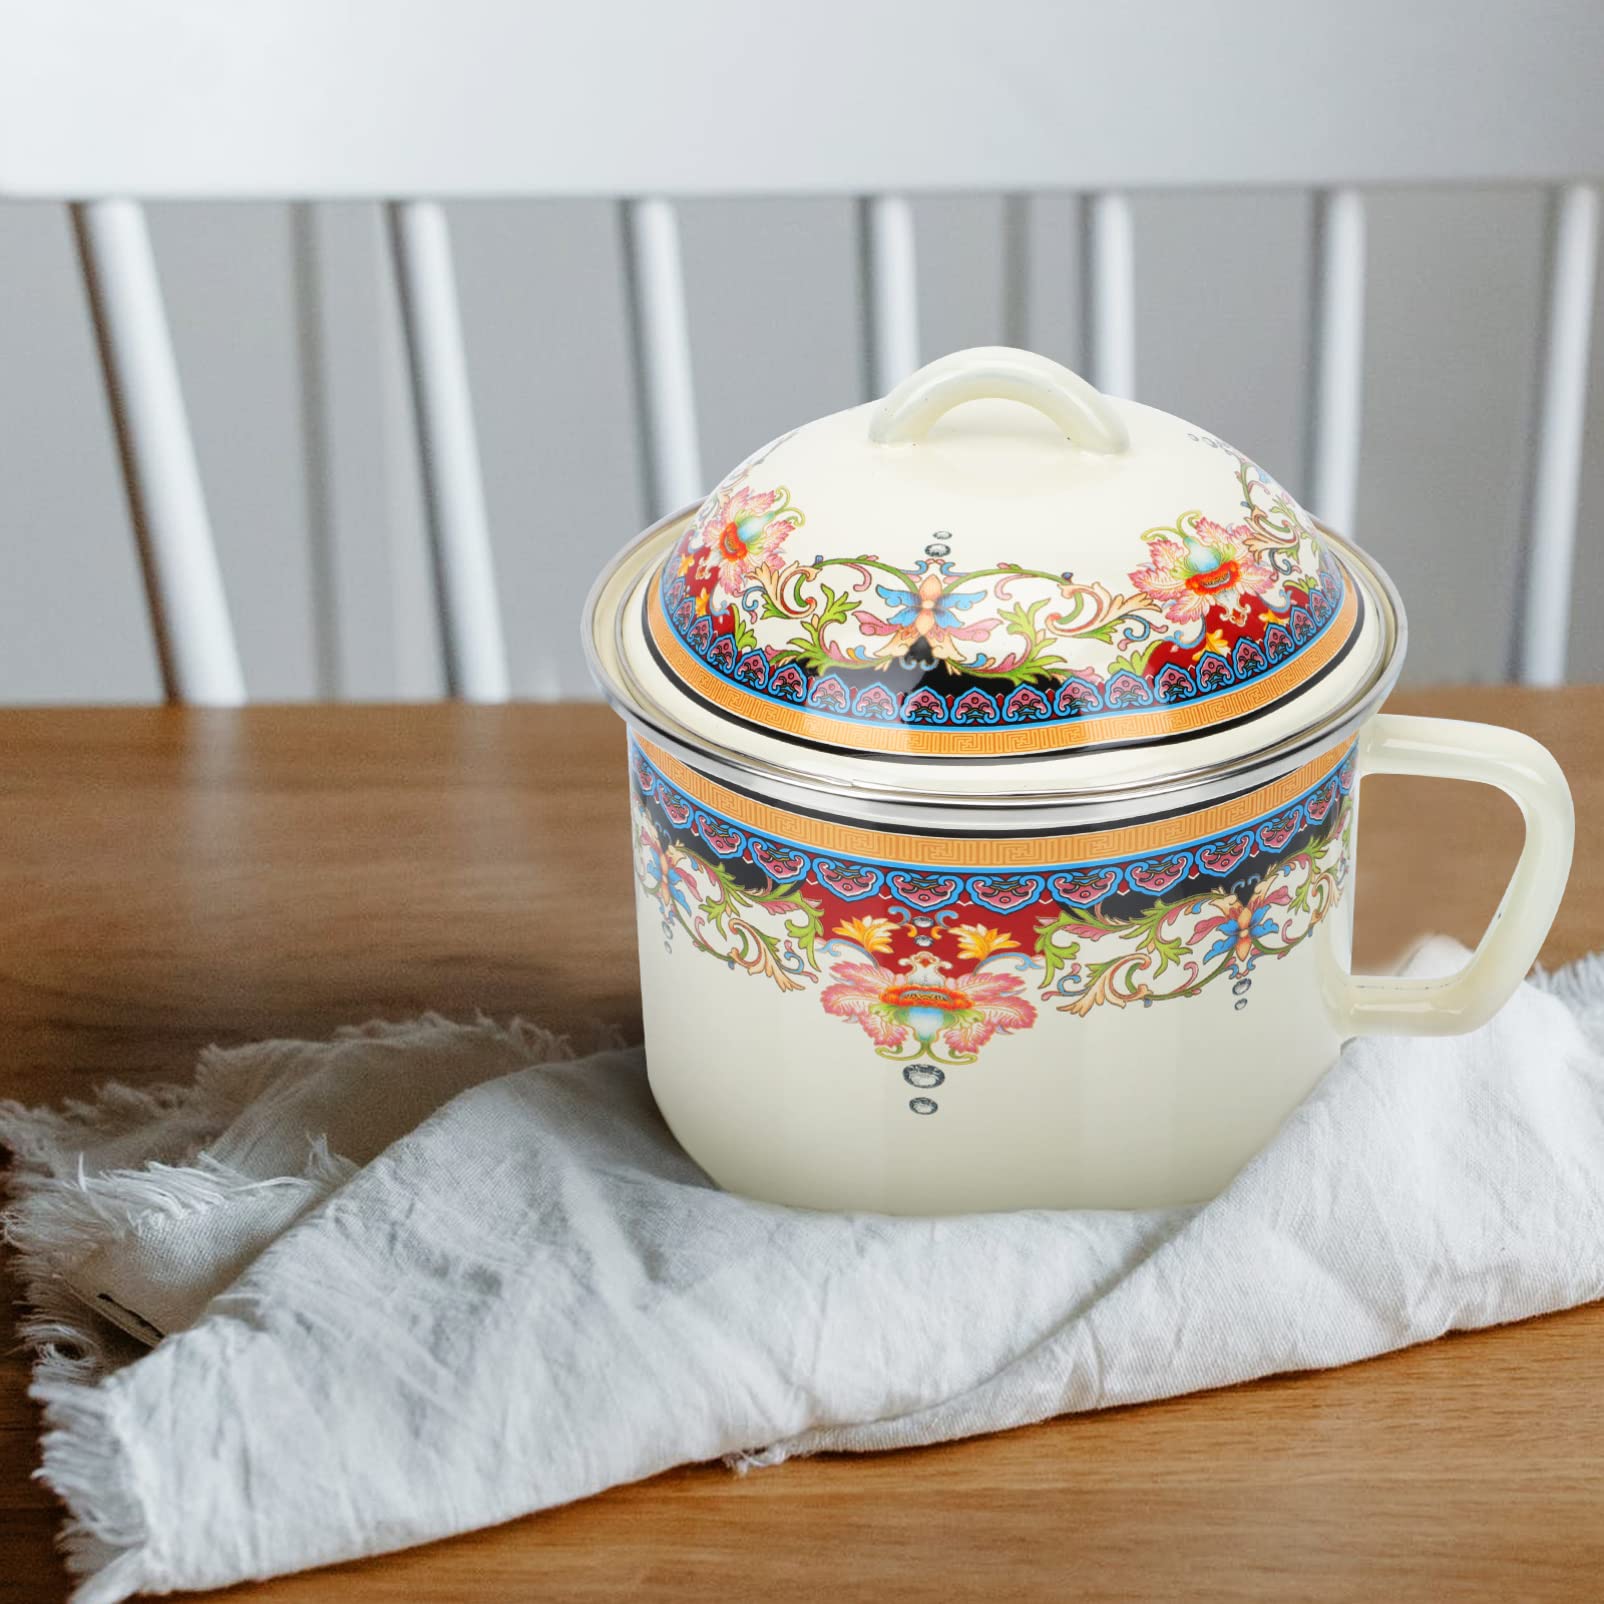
[
  {"left": 628, "top": 744, "right": 1359, "bottom": 1214},
  {"left": 635, "top": 895, "right": 1353, "bottom": 1214}
]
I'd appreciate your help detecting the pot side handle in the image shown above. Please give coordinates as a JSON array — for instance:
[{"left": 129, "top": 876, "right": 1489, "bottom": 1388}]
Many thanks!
[
  {"left": 868, "top": 346, "right": 1131, "bottom": 456},
  {"left": 1333, "top": 713, "right": 1574, "bottom": 1037}
]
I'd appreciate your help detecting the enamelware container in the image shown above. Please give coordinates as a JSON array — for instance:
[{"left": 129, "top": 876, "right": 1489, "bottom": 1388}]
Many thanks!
[{"left": 586, "top": 347, "right": 1573, "bottom": 1214}]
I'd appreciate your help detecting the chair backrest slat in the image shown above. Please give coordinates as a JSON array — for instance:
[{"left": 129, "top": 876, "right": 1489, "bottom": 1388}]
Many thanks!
[
  {"left": 71, "top": 198, "right": 245, "bottom": 706},
  {"left": 1303, "top": 187, "right": 1367, "bottom": 536},
  {"left": 858, "top": 195, "right": 921, "bottom": 398},
  {"left": 1516, "top": 182, "right": 1599, "bottom": 687},
  {"left": 621, "top": 198, "right": 704, "bottom": 521},
  {"left": 1000, "top": 195, "right": 1031, "bottom": 350},
  {"left": 386, "top": 199, "right": 509, "bottom": 702},
  {"left": 1080, "top": 192, "right": 1136, "bottom": 399},
  {"left": 289, "top": 201, "right": 342, "bottom": 699},
  {"left": 7, "top": 4, "right": 1600, "bottom": 197}
]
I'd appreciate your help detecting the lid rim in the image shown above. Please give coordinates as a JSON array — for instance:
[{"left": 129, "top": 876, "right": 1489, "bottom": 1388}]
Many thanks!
[
  {"left": 584, "top": 507, "right": 1407, "bottom": 820},
  {"left": 644, "top": 559, "right": 1366, "bottom": 763}
]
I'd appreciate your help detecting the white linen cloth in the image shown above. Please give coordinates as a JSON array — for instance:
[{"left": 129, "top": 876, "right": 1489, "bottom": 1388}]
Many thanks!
[{"left": 4, "top": 937, "right": 1604, "bottom": 1603}]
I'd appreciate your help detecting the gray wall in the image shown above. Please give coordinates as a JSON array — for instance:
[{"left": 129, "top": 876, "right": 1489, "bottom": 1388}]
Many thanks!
[{"left": 2, "top": 187, "right": 1599, "bottom": 703}]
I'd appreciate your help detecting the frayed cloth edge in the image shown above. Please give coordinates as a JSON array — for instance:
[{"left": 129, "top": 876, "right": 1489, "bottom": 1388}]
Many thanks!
[
  {"left": 0, "top": 1013, "right": 614, "bottom": 1601},
  {"left": 2, "top": 1138, "right": 154, "bottom": 1603},
  {"left": 724, "top": 1443, "right": 801, "bottom": 1475},
  {"left": 32, "top": 1369, "right": 151, "bottom": 1604}
]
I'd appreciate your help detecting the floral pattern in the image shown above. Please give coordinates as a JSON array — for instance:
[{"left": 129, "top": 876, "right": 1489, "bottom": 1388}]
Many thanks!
[
  {"left": 634, "top": 807, "right": 822, "bottom": 994},
  {"left": 656, "top": 440, "right": 1348, "bottom": 745},
  {"left": 630, "top": 739, "right": 1356, "bottom": 1092},
  {"left": 854, "top": 561, "right": 1000, "bottom": 663},
  {"left": 821, "top": 952, "right": 1037, "bottom": 1064},
  {"left": 1195, "top": 881, "right": 1289, "bottom": 968},
  {"left": 684, "top": 479, "right": 805, "bottom": 596},
  {"left": 1129, "top": 515, "right": 1282, "bottom": 640}
]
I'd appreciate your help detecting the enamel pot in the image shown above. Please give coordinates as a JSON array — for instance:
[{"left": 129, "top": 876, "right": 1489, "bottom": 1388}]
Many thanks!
[{"left": 586, "top": 347, "right": 1573, "bottom": 1214}]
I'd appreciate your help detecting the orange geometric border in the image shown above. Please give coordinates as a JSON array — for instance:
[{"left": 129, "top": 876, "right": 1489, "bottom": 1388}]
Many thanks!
[
  {"left": 646, "top": 574, "right": 1359, "bottom": 759},
  {"left": 636, "top": 735, "right": 1357, "bottom": 870}
]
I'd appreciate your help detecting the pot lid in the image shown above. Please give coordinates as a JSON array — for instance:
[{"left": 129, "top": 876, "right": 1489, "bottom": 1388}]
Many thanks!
[
  {"left": 589, "top": 346, "right": 1402, "bottom": 818},
  {"left": 637, "top": 348, "right": 1362, "bottom": 763}
]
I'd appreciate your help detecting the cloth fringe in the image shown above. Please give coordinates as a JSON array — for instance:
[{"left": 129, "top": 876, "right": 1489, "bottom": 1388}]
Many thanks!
[
  {"left": 0, "top": 1012, "right": 606, "bottom": 1603},
  {"left": 31, "top": 1376, "right": 151, "bottom": 1604},
  {"left": 724, "top": 1443, "right": 797, "bottom": 1474},
  {"left": 1537, "top": 948, "right": 1604, "bottom": 1029},
  {"left": 2, "top": 1121, "right": 154, "bottom": 1597}
]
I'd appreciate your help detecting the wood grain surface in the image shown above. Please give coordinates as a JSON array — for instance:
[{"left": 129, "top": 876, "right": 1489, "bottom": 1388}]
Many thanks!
[{"left": 2, "top": 689, "right": 1600, "bottom": 1602}]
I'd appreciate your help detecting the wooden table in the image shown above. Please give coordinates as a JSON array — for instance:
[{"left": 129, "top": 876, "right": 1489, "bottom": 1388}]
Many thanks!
[{"left": 3, "top": 689, "right": 1601, "bottom": 1602}]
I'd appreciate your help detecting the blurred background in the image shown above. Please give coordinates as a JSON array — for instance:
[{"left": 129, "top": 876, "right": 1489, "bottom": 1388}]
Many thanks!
[{"left": 1, "top": 6, "right": 1600, "bottom": 703}]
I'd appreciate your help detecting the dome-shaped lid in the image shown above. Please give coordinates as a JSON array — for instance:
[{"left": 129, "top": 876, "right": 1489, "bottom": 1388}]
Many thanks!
[{"left": 639, "top": 348, "right": 1361, "bottom": 762}]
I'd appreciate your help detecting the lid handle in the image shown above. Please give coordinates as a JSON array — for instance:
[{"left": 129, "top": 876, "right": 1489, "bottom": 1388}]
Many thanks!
[{"left": 868, "top": 345, "right": 1130, "bottom": 455}]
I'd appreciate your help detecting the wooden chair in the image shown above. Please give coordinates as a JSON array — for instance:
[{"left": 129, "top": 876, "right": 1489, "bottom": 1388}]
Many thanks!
[{"left": 0, "top": 0, "right": 1597, "bottom": 702}]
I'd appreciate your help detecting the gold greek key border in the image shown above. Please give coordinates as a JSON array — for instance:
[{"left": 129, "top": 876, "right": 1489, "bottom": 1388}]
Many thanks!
[
  {"left": 636, "top": 736, "right": 1356, "bottom": 869},
  {"left": 647, "top": 575, "right": 1359, "bottom": 758}
]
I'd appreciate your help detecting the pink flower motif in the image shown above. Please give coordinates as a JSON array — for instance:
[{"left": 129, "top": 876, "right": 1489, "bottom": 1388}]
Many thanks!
[
  {"left": 943, "top": 968, "right": 1036, "bottom": 1051},
  {"left": 689, "top": 480, "right": 802, "bottom": 593},
  {"left": 820, "top": 959, "right": 912, "bottom": 1050},
  {"left": 821, "top": 952, "right": 1036, "bottom": 1061},
  {"left": 1129, "top": 517, "right": 1280, "bottom": 634}
]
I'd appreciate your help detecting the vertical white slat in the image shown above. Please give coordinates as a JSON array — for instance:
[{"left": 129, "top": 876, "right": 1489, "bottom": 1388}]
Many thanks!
[
  {"left": 290, "top": 202, "right": 340, "bottom": 698},
  {"left": 1001, "top": 193, "right": 1031, "bottom": 350},
  {"left": 858, "top": 194, "right": 921, "bottom": 398},
  {"left": 71, "top": 199, "right": 245, "bottom": 705},
  {"left": 1079, "top": 191, "right": 1136, "bottom": 399},
  {"left": 620, "top": 198, "right": 703, "bottom": 519},
  {"left": 1303, "top": 188, "right": 1367, "bottom": 536},
  {"left": 1516, "top": 183, "right": 1599, "bottom": 687},
  {"left": 386, "top": 199, "right": 509, "bottom": 702}
]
